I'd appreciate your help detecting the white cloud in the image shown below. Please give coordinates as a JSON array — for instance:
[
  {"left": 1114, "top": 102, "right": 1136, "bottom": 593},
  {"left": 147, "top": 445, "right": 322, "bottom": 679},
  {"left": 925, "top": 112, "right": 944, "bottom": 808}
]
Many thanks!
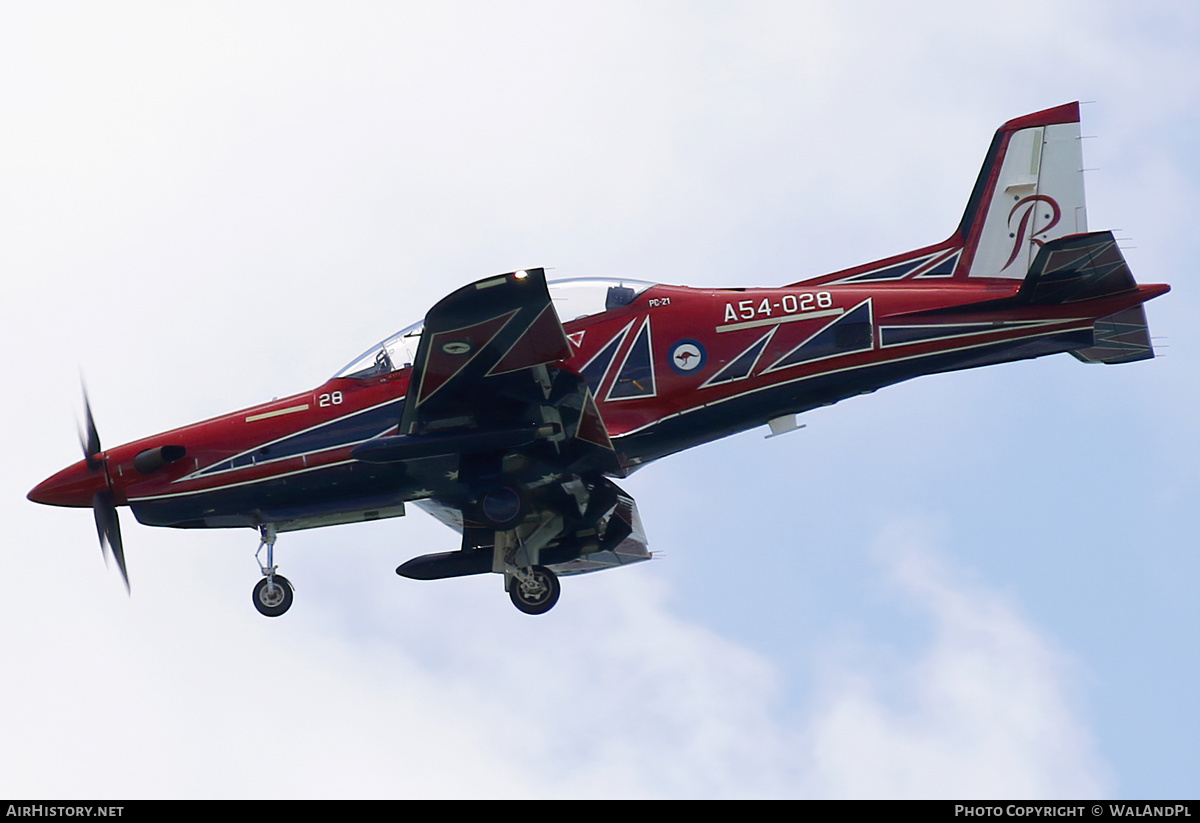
[
  {"left": 1, "top": 512, "right": 1110, "bottom": 798},
  {"left": 0, "top": 512, "right": 1110, "bottom": 798},
  {"left": 799, "top": 519, "right": 1110, "bottom": 798}
]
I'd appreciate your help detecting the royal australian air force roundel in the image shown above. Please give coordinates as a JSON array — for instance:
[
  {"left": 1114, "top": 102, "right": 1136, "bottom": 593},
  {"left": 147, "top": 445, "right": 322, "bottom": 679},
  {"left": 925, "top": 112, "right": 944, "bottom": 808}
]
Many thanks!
[
  {"left": 669, "top": 340, "right": 706, "bottom": 375},
  {"left": 441, "top": 341, "right": 472, "bottom": 355}
]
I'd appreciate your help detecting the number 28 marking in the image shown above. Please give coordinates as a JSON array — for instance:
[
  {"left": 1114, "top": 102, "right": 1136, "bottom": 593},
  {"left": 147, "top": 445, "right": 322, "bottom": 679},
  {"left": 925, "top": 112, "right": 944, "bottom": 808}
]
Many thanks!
[{"left": 318, "top": 391, "right": 343, "bottom": 407}]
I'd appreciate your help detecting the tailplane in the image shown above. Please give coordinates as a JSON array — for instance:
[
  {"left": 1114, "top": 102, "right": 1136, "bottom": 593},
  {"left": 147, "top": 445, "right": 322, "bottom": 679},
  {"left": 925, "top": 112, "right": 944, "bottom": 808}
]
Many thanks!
[
  {"left": 1071, "top": 306, "right": 1155, "bottom": 364},
  {"left": 1018, "top": 230, "right": 1136, "bottom": 305},
  {"left": 1017, "top": 231, "right": 1162, "bottom": 364}
]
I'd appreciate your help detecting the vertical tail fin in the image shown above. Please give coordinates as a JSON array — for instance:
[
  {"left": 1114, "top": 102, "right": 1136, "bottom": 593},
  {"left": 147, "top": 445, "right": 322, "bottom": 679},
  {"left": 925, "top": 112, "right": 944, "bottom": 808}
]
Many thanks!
[
  {"left": 798, "top": 103, "right": 1093, "bottom": 288},
  {"left": 957, "top": 102, "right": 1088, "bottom": 280}
]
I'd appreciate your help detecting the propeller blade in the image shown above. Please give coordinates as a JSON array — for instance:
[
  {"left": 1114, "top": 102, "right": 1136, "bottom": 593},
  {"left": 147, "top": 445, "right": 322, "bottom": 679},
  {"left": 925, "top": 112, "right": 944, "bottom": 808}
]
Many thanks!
[
  {"left": 92, "top": 490, "right": 129, "bottom": 593},
  {"left": 79, "top": 389, "right": 128, "bottom": 592},
  {"left": 80, "top": 386, "right": 103, "bottom": 470}
]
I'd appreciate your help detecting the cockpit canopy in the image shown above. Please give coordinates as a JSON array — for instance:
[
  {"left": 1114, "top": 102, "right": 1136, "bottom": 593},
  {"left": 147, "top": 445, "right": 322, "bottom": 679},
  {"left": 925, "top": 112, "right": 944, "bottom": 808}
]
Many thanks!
[
  {"left": 334, "top": 277, "right": 655, "bottom": 380},
  {"left": 546, "top": 277, "right": 655, "bottom": 322},
  {"left": 335, "top": 318, "right": 424, "bottom": 380}
]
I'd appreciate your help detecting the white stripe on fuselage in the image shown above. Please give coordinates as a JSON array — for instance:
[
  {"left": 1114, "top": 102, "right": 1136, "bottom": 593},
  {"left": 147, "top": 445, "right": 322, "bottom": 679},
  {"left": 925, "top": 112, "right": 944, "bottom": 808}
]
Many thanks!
[
  {"left": 715, "top": 307, "right": 843, "bottom": 334},
  {"left": 614, "top": 321, "right": 1094, "bottom": 440},
  {"left": 129, "top": 458, "right": 365, "bottom": 502},
  {"left": 244, "top": 403, "right": 310, "bottom": 422},
  {"left": 179, "top": 395, "right": 406, "bottom": 482}
]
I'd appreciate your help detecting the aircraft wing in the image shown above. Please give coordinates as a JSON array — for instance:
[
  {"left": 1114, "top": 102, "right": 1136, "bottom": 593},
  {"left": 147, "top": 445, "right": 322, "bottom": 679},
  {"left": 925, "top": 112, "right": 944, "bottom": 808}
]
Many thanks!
[
  {"left": 352, "top": 269, "right": 643, "bottom": 580},
  {"left": 407, "top": 486, "right": 650, "bottom": 579},
  {"left": 352, "top": 268, "right": 619, "bottom": 476},
  {"left": 404, "top": 268, "right": 571, "bottom": 432}
]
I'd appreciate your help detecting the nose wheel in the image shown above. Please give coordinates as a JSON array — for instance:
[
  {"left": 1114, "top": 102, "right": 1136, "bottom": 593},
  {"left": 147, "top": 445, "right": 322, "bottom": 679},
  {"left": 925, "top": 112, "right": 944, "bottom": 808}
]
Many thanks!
[
  {"left": 253, "top": 524, "right": 294, "bottom": 617},
  {"left": 253, "top": 575, "right": 294, "bottom": 617}
]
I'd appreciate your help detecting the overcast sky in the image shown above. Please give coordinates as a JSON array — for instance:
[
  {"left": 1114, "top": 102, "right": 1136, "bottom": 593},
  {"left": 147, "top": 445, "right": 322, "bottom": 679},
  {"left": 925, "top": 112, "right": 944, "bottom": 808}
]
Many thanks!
[{"left": 2, "top": 1, "right": 1196, "bottom": 798}]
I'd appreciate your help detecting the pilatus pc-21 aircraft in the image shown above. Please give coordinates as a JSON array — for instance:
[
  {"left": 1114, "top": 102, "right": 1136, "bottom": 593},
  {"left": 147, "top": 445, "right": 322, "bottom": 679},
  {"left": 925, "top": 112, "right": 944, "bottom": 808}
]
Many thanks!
[{"left": 29, "top": 103, "right": 1168, "bottom": 617}]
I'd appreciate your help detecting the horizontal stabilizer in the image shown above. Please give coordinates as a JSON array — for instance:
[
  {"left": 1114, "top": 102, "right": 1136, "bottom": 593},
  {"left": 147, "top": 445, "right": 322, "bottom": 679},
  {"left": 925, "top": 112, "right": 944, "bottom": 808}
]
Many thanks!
[
  {"left": 1018, "top": 231, "right": 1137, "bottom": 305},
  {"left": 1072, "top": 306, "right": 1156, "bottom": 364}
]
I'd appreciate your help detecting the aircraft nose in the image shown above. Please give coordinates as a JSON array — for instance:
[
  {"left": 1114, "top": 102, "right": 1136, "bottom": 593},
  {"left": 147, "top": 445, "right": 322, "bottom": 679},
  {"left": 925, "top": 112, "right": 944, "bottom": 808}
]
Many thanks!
[{"left": 27, "top": 459, "right": 108, "bottom": 508}]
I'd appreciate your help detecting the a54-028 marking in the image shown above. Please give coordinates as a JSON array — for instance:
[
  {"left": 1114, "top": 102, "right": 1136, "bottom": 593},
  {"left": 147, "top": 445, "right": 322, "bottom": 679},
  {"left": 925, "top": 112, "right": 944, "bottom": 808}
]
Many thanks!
[{"left": 717, "top": 291, "right": 841, "bottom": 333}]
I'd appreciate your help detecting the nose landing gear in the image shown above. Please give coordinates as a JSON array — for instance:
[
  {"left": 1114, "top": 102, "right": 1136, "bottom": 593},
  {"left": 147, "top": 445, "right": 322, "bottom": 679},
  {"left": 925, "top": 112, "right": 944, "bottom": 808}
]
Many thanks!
[
  {"left": 253, "top": 575, "right": 293, "bottom": 617},
  {"left": 253, "top": 524, "right": 294, "bottom": 617}
]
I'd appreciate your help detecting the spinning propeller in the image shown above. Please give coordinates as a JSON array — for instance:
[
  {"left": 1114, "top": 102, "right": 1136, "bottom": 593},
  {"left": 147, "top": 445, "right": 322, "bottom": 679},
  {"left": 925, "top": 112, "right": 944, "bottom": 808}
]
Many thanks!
[{"left": 78, "top": 389, "right": 129, "bottom": 592}]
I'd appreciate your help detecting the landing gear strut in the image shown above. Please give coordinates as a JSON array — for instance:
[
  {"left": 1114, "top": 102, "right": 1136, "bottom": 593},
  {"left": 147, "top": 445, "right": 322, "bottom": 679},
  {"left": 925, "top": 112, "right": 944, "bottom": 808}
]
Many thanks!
[
  {"left": 495, "top": 515, "right": 564, "bottom": 616},
  {"left": 253, "top": 524, "right": 293, "bottom": 617}
]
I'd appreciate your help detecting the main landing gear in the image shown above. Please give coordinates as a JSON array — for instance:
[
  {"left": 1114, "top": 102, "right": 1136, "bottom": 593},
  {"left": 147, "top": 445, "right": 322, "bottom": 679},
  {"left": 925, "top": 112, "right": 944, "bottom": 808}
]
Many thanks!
[
  {"left": 253, "top": 524, "right": 293, "bottom": 617},
  {"left": 494, "top": 516, "right": 565, "bottom": 616},
  {"left": 507, "top": 565, "right": 560, "bottom": 615}
]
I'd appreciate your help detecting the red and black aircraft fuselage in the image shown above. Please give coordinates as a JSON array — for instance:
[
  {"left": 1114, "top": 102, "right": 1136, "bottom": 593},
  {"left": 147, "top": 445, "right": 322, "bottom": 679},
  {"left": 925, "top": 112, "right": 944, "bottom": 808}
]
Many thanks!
[{"left": 28, "top": 103, "right": 1169, "bottom": 616}]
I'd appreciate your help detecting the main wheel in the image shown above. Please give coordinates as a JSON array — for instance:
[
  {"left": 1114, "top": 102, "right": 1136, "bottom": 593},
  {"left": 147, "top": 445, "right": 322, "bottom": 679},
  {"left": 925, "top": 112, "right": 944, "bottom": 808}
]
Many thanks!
[
  {"left": 509, "top": 565, "right": 560, "bottom": 615},
  {"left": 253, "top": 575, "right": 293, "bottom": 617}
]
